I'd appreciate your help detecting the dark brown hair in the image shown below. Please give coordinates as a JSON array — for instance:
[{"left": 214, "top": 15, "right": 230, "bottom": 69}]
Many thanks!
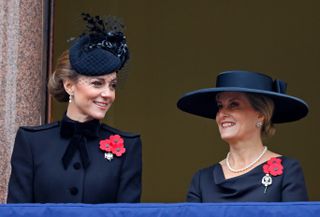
[{"left": 48, "top": 50, "right": 79, "bottom": 102}]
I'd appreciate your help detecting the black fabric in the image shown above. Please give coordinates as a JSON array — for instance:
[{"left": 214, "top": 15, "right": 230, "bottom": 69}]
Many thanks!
[
  {"left": 69, "top": 13, "right": 130, "bottom": 76},
  {"left": 7, "top": 119, "right": 142, "bottom": 203},
  {"left": 69, "top": 35, "right": 123, "bottom": 76},
  {"left": 187, "top": 156, "right": 308, "bottom": 202},
  {"left": 60, "top": 115, "right": 100, "bottom": 170},
  {"left": 177, "top": 70, "right": 309, "bottom": 123},
  {"left": 68, "top": 14, "right": 129, "bottom": 76}
]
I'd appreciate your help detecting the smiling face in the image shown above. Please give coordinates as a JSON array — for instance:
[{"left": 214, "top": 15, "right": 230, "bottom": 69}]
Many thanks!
[
  {"left": 215, "top": 92, "right": 264, "bottom": 144},
  {"left": 64, "top": 72, "right": 117, "bottom": 122}
]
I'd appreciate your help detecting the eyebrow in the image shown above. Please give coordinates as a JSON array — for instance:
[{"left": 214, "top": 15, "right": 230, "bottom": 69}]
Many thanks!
[
  {"left": 228, "top": 97, "right": 240, "bottom": 101},
  {"left": 92, "top": 77, "right": 117, "bottom": 82}
]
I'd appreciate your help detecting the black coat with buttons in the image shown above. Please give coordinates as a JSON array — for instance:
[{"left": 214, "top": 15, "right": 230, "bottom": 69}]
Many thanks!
[{"left": 7, "top": 116, "right": 142, "bottom": 203}]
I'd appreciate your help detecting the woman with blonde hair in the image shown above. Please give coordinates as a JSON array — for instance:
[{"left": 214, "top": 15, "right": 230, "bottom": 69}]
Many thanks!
[{"left": 177, "top": 70, "right": 308, "bottom": 202}]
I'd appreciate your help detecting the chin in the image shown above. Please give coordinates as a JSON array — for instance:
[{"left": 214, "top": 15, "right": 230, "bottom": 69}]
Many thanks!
[
  {"left": 220, "top": 133, "right": 237, "bottom": 142},
  {"left": 89, "top": 112, "right": 107, "bottom": 120}
]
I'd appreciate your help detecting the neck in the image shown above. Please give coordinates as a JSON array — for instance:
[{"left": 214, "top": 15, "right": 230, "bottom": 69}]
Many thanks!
[
  {"left": 225, "top": 145, "right": 267, "bottom": 174},
  {"left": 66, "top": 107, "right": 93, "bottom": 123},
  {"left": 227, "top": 138, "right": 265, "bottom": 168}
]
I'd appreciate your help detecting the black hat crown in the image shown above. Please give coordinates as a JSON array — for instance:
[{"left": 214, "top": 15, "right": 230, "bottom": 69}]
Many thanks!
[
  {"left": 216, "top": 71, "right": 286, "bottom": 92},
  {"left": 69, "top": 13, "right": 129, "bottom": 76},
  {"left": 177, "top": 70, "right": 309, "bottom": 123}
]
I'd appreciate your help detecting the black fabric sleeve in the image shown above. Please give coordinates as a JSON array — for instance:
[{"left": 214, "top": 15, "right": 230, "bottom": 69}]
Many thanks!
[
  {"left": 116, "top": 136, "right": 142, "bottom": 202},
  {"left": 281, "top": 159, "right": 308, "bottom": 201},
  {"left": 7, "top": 128, "right": 34, "bottom": 203},
  {"left": 186, "top": 170, "right": 202, "bottom": 202}
]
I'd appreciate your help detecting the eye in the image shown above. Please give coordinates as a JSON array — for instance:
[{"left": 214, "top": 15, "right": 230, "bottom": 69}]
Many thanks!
[
  {"left": 217, "top": 103, "right": 223, "bottom": 110},
  {"left": 110, "top": 81, "right": 117, "bottom": 90},
  {"left": 229, "top": 101, "right": 239, "bottom": 108},
  {"left": 91, "top": 80, "right": 103, "bottom": 87}
]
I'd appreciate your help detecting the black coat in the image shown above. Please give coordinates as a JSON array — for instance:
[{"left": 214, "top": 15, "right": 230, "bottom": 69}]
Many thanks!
[
  {"left": 7, "top": 116, "right": 142, "bottom": 203},
  {"left": 187, "top": 156, "right": 308, "bottom": 202}
]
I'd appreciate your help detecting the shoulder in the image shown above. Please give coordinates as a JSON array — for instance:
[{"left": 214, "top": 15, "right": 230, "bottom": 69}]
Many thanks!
[
  {"left": 201, "top": 164, "right": 217, "bottom": 173},
  {"left": 278, "top": 156, "right": 306, "bottom": 181},
  {"left": 19, "top": 122, "right": 59, "bottom": 133},
  {"left": 189, "top": 164, "right": 217, "bottom": 192},
  {"left": 192, "top": 164, "right": 217, "bottom": 179},
  {"left": 14, "top": 122, "right": 60, "bottom": 147},
  {"left": 280, "top": 156, "right": 301, "bottom": 167},
  {"left": 101, "top": 123, "right": 140, "bottom": 139}
]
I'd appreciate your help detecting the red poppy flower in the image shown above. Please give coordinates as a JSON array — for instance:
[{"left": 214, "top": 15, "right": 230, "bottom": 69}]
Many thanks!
[
  {"left": 109, "top": 135, "right": 124, "bottom": 146},
  {"left": 99, "top": 134, "right": 126, "bottom": 159},
  {"left": 267, "top": 157, "right": 282, "bottom": 166},
  {"left": 111, "top": 142, "right": 126, "bottom": 157},
  {"left": 99, "top": 139, "right": 113, "bottom": 152},
  {"left": 263, "top": 157, "right": 283, "bottom": 176},
  {"left": 268, "top": 163, "right": 283, "bottom": 176},
  {"left": 263, "top": 164, "right": 270, "bottom": 174}
]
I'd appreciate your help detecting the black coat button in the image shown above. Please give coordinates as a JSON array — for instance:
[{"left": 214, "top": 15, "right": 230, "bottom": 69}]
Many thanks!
[
  {"left": 73, "top": 162, "right": 81, "bottom": 170},
  {"left": 69, "top": 187, "right": 78, "bottom": 195}
]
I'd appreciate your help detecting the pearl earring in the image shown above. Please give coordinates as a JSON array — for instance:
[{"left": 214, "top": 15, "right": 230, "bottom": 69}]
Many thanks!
[
  {"left": 256, "top": 121, "right": 263, "bottom": 128},
  {"left": 69, "top": 95, "right": 73, "bottom": 103}
]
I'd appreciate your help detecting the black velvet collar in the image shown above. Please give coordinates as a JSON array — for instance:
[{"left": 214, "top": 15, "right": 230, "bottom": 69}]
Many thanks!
[
  {"left": 60, "top": 115, "right": 100, "bottom": 139},
  {"left": 60, "top": 114, "right": 100, "bottom": 170}
]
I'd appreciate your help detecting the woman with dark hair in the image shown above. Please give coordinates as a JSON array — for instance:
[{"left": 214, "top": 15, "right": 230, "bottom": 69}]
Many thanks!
[
  {"left": 7, "top": 14, "right": 142, "bottom": 203},
  {"left": 177, "top": 70, "right": 309, "bottom": 202}
]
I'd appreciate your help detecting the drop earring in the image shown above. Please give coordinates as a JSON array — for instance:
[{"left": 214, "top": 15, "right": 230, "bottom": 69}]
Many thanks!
[{"left": 69, "top": 95, "right": 73, "bottom": 103}]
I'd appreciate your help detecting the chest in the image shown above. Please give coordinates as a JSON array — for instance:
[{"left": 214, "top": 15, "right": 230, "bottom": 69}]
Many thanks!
[
  {"left": 29, "top": 131, "right": 125, "bottom": 202},
  {"left": 201, "top": 165, "right": 284, "bottom": 202}
]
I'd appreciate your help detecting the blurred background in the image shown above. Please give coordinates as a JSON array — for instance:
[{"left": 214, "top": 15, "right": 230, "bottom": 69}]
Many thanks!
[{"left": 51, "top": 0, "right": 319, "bottom": 201}]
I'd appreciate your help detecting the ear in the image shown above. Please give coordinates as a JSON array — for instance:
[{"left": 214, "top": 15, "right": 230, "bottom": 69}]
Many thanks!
[
  {"left": 257, "top": 112, "right": 265, "bottom": 123},
  {"left": 63, "top": 79, "right": 75, "bottom": 95}
]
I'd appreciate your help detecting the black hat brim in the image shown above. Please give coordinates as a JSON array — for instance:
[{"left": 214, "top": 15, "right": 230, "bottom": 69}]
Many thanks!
[{"left": 177, "top": 87, "right": 309, "bottom": 123}]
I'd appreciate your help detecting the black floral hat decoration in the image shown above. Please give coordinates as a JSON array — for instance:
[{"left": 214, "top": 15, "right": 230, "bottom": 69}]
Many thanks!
[{"left": 69, "top": 13, "right": 130, "bottom": 76}]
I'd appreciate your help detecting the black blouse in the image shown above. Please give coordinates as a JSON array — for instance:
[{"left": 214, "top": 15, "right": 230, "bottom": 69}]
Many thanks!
[{"left": 187, "top": 156, "right": 308, "bottom": 202}]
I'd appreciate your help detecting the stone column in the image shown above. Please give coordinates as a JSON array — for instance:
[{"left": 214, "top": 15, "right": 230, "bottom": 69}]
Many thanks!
[{"left": 0, "top": 0, "right": 49, "bottom": 203}]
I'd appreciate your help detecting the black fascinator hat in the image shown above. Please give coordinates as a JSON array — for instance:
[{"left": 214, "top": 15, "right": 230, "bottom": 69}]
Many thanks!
[
  {"left": 69, "top": 13, "right": 129, "bottom": 76},
  {"left": 177, "top": 70, "right": 309, "bottom": 123}
]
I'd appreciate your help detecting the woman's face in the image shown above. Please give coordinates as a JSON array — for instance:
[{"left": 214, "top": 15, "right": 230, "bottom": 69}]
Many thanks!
[
  {"left": 215, "top": 92, "right": 263, "bottom": 144},
  {"left": 64, "top": 72, "right": 117, "bottom": 122}
]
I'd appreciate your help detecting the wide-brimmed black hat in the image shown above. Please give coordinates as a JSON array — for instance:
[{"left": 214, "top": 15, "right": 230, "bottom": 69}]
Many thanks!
[
  {"left": 69, "top": 13, "right": 129, "bottom": 76},
  {"left": 177, "top": 70, "right": 309, "bottom": 123}
]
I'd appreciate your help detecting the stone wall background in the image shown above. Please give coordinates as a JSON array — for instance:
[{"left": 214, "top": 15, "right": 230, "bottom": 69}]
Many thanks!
[{"left": 0, "top": 0, "right": 48, "bottom": 203}]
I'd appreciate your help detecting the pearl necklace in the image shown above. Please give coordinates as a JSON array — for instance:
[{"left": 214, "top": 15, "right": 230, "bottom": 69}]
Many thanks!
[{"left": 226, "top": 146, "right": 268, "bottom": 173}]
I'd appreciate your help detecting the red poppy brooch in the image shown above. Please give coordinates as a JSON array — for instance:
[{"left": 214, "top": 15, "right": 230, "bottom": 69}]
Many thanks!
[
  {"left": 99, "top": 134, "right": 126, "bottom": 161},
  {"left": 261, "top": 157, "right": 283, "bottom": 193}
]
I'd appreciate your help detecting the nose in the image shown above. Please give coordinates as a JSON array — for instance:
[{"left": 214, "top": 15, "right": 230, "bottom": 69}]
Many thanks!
[
  {"left": 101, "top": 87, "right": 113, "bottom": 98},
  {"left": 216, "top": 107, "right": 229, "bottom": 120}
]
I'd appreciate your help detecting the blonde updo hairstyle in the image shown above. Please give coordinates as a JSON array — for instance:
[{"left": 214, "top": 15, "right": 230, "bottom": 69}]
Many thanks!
[
  {"left": 245, "top": 93, "right": 276, "bottom": 137},
  {"left": 48, "top": 50, "right": 80, "bottom": 102}
]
